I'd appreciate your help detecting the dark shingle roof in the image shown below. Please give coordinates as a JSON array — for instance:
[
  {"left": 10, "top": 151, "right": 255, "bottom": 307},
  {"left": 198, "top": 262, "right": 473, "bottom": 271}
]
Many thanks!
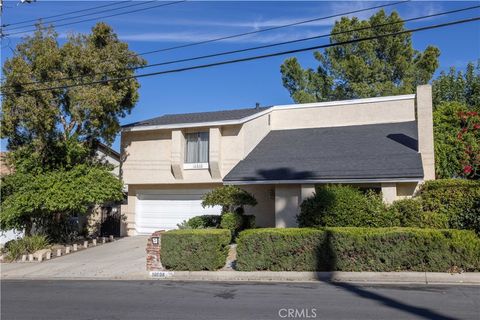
[
  {"left": 123, "top": 106, "right": 271, "bottom": 128},
  {"left": 223, "top": 121, "right": 423, "bottom": 182}
]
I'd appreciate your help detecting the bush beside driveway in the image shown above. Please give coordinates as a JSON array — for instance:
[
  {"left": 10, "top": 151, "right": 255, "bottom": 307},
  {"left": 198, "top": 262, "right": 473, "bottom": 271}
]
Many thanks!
[
  {"left": 157, "top": 227, "right": 480, "bottom": 273},
  {"left": 160, "top": 229, "right": 231, "bottom": 271}
]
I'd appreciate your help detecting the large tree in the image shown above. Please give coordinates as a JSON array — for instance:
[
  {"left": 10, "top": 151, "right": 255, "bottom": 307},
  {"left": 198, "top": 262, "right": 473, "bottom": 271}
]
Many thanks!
[
  {"left": 281, "top": 10, "right": 440, "bottom": 102},
  {"left": 432, "top": 62, "right": 480, "bottom": 179},
  {"left": 0, "top": 23, "right": 144, "bottom": 240},
  {"left": 432, "top": 60, "right": 480, "bottom": 110},
  {"left": 1, "top": 22, "right": 146, "bottom": 172}
]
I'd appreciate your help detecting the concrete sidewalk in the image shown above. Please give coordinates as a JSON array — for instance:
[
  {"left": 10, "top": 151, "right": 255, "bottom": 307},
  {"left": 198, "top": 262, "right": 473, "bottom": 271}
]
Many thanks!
[{"left": 3, "top": 266, "right": 479, "bottom": 284}]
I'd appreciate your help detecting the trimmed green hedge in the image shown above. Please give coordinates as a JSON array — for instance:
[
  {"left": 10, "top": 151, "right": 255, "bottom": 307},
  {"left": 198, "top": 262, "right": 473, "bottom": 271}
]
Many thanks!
[
  {"left": 298, "top": 185, "right": 395, "bottom": 228},
  {"left": 236, "top": 228, "right": 480, "bottom": 272},
  {"left": 160, "top": 229, "right": 231, "bottom": 271},
  {"left": 419, "top": 179, "right": 480, "bottom": 233}
]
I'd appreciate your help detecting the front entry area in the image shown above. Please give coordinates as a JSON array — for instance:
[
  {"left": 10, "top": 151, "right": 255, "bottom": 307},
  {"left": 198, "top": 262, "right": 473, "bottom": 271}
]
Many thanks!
[{"left": 135, "top": 189, "right": 221, "bottom": 235}]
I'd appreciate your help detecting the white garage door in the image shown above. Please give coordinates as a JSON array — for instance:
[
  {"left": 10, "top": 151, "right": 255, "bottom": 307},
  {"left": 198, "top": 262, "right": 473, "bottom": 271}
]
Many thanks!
[{"left": 135, "top": 189, "right": 222, "bottom": 235}]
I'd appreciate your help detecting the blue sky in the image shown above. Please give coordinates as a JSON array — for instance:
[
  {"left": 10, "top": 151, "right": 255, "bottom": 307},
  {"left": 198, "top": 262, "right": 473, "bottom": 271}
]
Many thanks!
[{"left": 1, "top": 1, "right": 479, "bottom": 152}]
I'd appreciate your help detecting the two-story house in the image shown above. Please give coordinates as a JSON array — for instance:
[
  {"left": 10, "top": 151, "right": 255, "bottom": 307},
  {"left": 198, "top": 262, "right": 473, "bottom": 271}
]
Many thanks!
[{"left": 120, "top": 85, "right": 435, "bottom": 236}]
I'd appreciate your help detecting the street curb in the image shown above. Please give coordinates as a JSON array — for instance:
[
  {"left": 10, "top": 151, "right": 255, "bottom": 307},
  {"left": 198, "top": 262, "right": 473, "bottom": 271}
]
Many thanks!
[
  {"left": 3, "top": 271, "right": 480, "bottom": 284},
  {"left": 148, "top": 271, "right": 480, "bottom": 285}
]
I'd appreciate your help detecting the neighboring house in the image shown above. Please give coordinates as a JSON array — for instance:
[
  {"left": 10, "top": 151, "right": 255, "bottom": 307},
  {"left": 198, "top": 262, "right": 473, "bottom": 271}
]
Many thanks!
[
  {"left": 120, "top": 85, "right": 435, "bottom": 236},
  {"left": 0, "top": 152, "right": 22, "bottom": 245},
  {"left": 87, "top": 143, "right": 124, "bottom": 237},
  {"left": 0, "top": 152, "right": 13, "bottom": 176},
  {"left": 96, "top": 142, "right": 121, "bottom": 178}
]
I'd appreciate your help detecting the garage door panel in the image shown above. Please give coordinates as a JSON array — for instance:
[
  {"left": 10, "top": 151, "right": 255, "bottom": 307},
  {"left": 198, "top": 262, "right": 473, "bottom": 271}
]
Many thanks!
[
  {"left": 139, "top": 194, "right": 205, "bottom": 201},
  {"left": 135, "top": 190, "right": 222, "bottom": 234}
]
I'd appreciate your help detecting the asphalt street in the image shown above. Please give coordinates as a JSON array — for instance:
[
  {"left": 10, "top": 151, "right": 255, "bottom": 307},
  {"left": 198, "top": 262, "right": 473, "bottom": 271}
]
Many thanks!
[{"left": 1, "top": 280, "right": 479, "bottom": 320}]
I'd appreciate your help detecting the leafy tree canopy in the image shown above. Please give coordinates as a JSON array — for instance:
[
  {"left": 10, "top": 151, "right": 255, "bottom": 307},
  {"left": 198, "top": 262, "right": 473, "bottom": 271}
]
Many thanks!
[
  {"left": 433, "top": 102, "right": 479, "bottom": 179},
  {"left": 1, "top": 23, "right": 146, "bottom": 172},
  {"left": 0, "top": 23, "right": 135, "bottom": 240},
  {"left": 281, "top": 10, "right": 440, "bottom": 103},
  {"left": 432, "top": 60, "right": 480, "bottom": 110},
  {"left": 0, "top": 165, "right": 124, "bottom": 237},
  {"left": 202, "top": 186, "right": 257, "bottom": 214}
]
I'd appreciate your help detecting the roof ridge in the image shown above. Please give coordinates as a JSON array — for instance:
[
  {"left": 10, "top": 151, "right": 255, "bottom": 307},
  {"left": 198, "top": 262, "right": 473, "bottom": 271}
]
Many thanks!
[
  {"left": 122, "top": 105, "right": 272, "bottom": 128},
  {"left": 161, "top": 105, "right": 271, "bottom": 117}
]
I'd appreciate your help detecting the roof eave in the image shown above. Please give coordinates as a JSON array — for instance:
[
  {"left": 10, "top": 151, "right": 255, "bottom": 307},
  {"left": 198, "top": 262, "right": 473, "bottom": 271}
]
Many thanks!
[
  {"left": 223, "top": 177, "right": 423, "bottom": 185},
  {"left": 121, "top": 109, "right": 270, "bottom": 132}
]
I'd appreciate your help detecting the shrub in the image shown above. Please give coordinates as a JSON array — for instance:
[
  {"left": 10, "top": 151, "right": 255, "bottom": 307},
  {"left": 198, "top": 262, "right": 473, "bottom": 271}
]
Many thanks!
[
  {"left": 298, "top": 185, "right": 394, "bottom": 228},
  {"left": 419, "top": 179, "right": 480, "bottom": 233},
  {"left": 389, "top": 198, "right": 450, "bottom": 229},
  {"left": 23, "top": 235, "right": 50, "bottom": 253},
  {"left": 236, "top": 228, "right": 480, "bottom": 272},
  {"left": 160, "top": 229, "right": 231, "bottom": 271},
  {"left": 5, "top": 235, "right": 50, "bottom": 261},
  {"left": 177, "top": 215, "right": 221, "bottom": 229},
  {"left": 220, "top": 212, "right": 244, "bottom": 238},
  {"left": 202, "top": 185, "right": 257, "bottom": 214},
  {"left": 390, "top": 198, "right": 424, "bottom": 227}
]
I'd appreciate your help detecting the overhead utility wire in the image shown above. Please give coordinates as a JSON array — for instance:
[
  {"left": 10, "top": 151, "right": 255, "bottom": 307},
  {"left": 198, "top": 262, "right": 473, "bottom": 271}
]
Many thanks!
[
  {"left": 4, "top": 1, "right": 152, "bottom": 31},
  {"left": 11, "top": 4, "right": 480, "bottom": 87},
  {"left": 4, "top": 16, "right": 479, "bottom": 96},
  {"left": 2, "top": 1, "right": 132, "bottom": 27},
  {"left": 3, "top": 0, "right": 187, "bottom": 36},
  {"left": 131, "top": 0, "right": 411, "bottom": 58},
  {"left": 2, "top": 0, "right": 408, "bottom": 80}
]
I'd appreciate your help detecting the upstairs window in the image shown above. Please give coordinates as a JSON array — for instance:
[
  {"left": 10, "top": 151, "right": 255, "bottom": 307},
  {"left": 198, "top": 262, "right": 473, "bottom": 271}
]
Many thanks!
[{"left": 184, "top": 132, "right": 209, "bottom": 168}]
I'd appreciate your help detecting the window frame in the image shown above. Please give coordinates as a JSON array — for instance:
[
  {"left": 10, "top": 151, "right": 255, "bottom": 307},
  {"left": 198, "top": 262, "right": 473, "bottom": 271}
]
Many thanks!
[{"left": 183, "top": 131, "right": 209, "bottom": 169}]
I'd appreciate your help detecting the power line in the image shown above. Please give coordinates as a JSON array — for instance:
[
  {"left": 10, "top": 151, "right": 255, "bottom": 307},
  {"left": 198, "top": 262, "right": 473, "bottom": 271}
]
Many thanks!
[
  {"left": 3, "top": 0, "right": 187, "bottom": 36},
  {"left": 4, "top": 1, "right": 156, "bottom": 31},
  {"left": 4, "top": 16, "right": 479, "bottom": 96},
  {"left": 132, "top": 0, "right": 411, "bottom": 58},
  {"left": 10, "top": 4, "right": 480, "bottom": 87},
  {"left": 2, "top": 0, "right": 408, "bottom": 80},
  {"left": 2, "top": 1, "right": 132, "bottom": 28}
]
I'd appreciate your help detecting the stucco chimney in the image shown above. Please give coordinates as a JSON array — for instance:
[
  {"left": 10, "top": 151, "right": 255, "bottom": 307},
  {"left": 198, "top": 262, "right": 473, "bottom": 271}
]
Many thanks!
[{"left": 416, "top": 85, "right": 435, "bottom": 181}]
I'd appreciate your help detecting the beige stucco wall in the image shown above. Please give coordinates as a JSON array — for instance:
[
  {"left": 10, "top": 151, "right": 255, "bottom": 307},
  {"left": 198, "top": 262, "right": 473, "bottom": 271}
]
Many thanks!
[
  {"left": 416, "top": 85, "right": 436, "bottom": 181},
  {"left": 275, "top": 185, "right": 300, "bottom": 228},
  {"left": 271, "top": 98, "right": 415, "bottom": 131},
  {"left": 122, "top": 113, "right": 271, "bottom": 185},
  {"left": 240, "top": 184, "right": 275, "bottom": 227},
  {"left": 121, "top": 130, "right": 172, "bottom": 184},
  {"left": 220, "top": 125, "right": 243, "bottom": 175},
  {"left": 242, "top": 112, "right": 271, "bottom": 156}
]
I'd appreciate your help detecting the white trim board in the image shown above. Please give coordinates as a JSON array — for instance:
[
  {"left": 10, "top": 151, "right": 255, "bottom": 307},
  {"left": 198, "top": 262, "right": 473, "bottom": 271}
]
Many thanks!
[
  {"left": 123, "top": 94, "right": 416, "bottom": 132},
  {"left": 223, "top": 178, "right": 422, "bottom": 185}
]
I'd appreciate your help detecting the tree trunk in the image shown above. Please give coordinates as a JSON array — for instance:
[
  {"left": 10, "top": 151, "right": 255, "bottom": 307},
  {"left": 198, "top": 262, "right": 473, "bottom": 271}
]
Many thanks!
[{"left": 24, "top": 219, "right": 33, "bottom": 237}]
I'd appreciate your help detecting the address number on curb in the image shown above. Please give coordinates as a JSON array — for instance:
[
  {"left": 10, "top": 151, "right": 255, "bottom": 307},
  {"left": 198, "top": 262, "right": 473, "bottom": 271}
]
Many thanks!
[{"left": 150, "top": 271, "right": 174, "bottom": 279}]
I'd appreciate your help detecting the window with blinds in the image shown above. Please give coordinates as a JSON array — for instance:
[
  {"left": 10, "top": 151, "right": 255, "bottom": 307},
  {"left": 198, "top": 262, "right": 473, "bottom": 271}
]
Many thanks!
[{"left": 184, "top": 132, "right": 209, "bottom": 168}]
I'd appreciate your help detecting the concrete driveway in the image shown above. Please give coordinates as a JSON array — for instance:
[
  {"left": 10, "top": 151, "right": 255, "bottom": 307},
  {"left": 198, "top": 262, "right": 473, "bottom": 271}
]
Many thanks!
[{"left": 1, "top": 236, "right": 149, "bottom": 280}]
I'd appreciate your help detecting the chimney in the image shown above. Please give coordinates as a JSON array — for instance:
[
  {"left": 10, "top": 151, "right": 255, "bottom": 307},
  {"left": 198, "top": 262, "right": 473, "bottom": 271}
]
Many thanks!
[
  {"left": 255, "top": 102, "right": 260, "bottom": 109},
  {"left": 416, "top": 85, "right": 435, "bottom": 181}
]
